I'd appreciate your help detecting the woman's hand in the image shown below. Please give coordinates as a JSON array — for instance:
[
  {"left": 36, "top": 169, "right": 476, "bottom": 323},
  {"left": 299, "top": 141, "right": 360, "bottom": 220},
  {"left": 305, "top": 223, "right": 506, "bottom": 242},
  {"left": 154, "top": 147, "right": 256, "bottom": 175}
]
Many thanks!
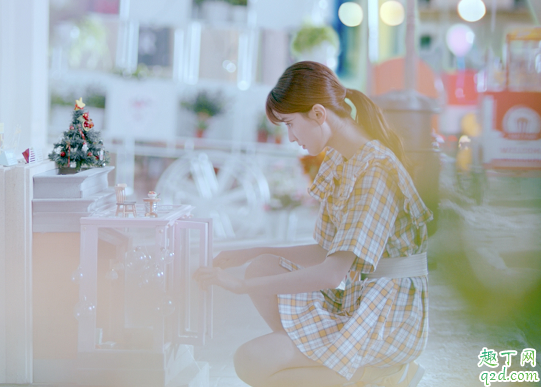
[
  {"left": 192, "top": 266, "right": 245, "bottom": 294},
  {"left": 212, "top": 249, "right": 253, "bottom": 269}
]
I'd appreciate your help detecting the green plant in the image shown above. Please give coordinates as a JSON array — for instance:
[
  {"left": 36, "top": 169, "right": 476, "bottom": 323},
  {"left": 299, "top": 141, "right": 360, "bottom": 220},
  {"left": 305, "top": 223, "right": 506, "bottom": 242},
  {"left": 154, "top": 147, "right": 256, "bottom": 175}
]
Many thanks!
[
  {"left": 50, "top": 93, "right": 74, "bottom": 107},
  {"left": 226, "top": 0, "right": 247, "bottom": 6},
  {"left": 182, "top": 90, "right": 224, "bottom": 118},
  {"left": 85, "top": 93, "right": 106, "bottom": 109},
  {"left": 112, "top": 63, "right": 150, "bottom": 80},
  {"left": 50, "top": 86, "right": 106, "bottom": 109},
  {"left": 193, "top": 0, "right": 228, "bottom": 5},
  {"left": 85, "top": 86, "right": 106, "bottom": 108},
  {"left": 291, "top": 24, "right": 339, "bottom": 57}
]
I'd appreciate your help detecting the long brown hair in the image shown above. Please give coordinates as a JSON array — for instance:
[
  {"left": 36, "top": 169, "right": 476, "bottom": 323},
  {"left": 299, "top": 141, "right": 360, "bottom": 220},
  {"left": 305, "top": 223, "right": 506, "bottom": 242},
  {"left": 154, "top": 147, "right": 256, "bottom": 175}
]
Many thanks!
[{"left": 266, "top": 61, "right": 407, "bottom": 165}]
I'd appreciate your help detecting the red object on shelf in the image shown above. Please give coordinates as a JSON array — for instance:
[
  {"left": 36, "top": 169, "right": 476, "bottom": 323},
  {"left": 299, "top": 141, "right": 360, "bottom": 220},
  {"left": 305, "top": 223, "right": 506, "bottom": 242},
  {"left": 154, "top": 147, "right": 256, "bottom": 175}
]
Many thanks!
[
  {"left": 372, "top": 57, "right": 439, "bottom": 98},
  {"left": 442, "top": 70, "right": 478, "bottom": 106},
  {"left": 257, "top": 131, "right": 268, "bottom": 143},
  {"left": 87, "top": 0, "right": 120, "bottom": 14},
  {"left": 22, "top": 148, "right": 30, "bottom": 163}
]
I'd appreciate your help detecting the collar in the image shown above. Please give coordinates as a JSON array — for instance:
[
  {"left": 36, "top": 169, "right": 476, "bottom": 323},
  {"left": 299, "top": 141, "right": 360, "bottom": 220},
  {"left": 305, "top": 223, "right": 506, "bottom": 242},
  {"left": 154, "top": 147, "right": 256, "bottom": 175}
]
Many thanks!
[
  {"left": 307, "top": 139, "right": 433, "bottom": 228},
  {"left": 308, "top": 140, "right": 377, "bottom": 201}
]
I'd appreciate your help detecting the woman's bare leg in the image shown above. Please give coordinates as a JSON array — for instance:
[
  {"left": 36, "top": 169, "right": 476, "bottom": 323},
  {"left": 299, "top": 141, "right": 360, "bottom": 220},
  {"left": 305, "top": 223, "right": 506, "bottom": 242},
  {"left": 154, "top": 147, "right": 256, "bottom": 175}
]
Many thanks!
[
  {"left": 234, "top": 331, "right": 370, "bottom": 387},
  {"left": 244, "top": 253, "right": 326, "bottom": 332},
  {"left": 239, "top": 254, "right": 402, "bottom": 387},
  {"left": 244, "top": 254, "right": 288, "bottom": 332}
]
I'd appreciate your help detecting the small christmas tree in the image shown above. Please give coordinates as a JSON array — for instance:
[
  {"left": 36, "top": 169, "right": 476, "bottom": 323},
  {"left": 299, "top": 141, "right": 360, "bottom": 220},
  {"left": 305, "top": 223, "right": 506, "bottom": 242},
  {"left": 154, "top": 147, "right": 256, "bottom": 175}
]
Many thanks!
[{"left": 48, "top": 97, "right": 109, "bottom": 172}]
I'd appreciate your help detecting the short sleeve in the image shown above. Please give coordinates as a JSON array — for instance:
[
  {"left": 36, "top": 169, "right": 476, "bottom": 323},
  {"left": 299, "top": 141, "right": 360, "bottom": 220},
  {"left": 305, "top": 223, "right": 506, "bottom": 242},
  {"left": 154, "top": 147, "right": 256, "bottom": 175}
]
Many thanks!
[
  {"left": 327, "top": 164, "right": 401, "bottom": 273},
  {"left": 313, "top": 200, "right": 336, "bottom": 250}
]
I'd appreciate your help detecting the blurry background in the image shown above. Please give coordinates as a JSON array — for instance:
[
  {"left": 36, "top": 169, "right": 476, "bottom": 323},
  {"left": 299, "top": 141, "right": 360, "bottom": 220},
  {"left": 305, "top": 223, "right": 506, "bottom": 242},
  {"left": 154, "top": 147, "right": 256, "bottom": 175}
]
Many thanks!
[
  {"left": 1, "top": 0, "right": 541, "bottom": 385},
  {"left": 39, "top": 0, "right": 540, "bottom": 241}
]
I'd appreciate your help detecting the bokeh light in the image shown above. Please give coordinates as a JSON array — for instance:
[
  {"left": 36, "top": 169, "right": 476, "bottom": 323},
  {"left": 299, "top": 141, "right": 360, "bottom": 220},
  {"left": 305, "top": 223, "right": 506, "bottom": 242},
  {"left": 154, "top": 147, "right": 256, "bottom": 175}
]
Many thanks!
[
  {"left": 446, "top": 24, "right": 475, "bottom": 57},
  {"left": 457, "top": 0, "right": 486, "bottom": 22},
  {"left": 380, "top": 0, "right": 405, "bottom": 26},
  {"left": 338, "top": 2, "right": 364, "bottom": 27}
]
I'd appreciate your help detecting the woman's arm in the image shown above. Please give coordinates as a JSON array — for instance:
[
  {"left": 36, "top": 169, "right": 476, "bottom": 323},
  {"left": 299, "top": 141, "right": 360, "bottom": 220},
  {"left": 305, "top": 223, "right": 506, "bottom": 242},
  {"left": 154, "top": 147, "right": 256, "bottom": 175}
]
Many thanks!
[
  {"left": 250, "top": 243, "right": 328, "bottom": 266},
  {"left": 195, "top": 250, "right": 356, "bottom": 295},
  {"left": 213, "top": 243, "right": 328, "bottom": 269},
  {"left": 244, "top": 250, "right": 355, "bottom": 294}
]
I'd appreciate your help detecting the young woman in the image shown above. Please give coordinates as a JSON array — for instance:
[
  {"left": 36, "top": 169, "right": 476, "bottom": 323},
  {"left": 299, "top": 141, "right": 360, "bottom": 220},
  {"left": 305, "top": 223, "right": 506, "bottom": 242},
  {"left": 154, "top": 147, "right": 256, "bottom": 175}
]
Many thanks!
[{"left": 193, "top": 61, "right": 432, "bottom": 387}]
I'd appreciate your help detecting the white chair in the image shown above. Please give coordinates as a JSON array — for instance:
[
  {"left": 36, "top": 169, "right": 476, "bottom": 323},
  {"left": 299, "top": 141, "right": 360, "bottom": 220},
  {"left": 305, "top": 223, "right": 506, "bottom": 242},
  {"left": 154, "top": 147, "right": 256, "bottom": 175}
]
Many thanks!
[
  {"left": 155, "top": 151, "right": 270, "bottom": 240},
  {"left": 115, "top": 184, "right": 137, "bottom": 217}
]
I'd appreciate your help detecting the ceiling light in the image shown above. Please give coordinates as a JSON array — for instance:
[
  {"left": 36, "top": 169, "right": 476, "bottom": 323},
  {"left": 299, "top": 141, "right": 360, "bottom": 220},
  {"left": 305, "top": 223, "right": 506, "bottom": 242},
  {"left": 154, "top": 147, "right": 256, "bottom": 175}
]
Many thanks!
[
  {"left": 380, "top": 1, "right": 405, "bottom": 26},
  {"left": 338, "top": 2, "right": 364, "bottom": 27},
  {"left": 457, "top": 0, "right": 486, "bottom": 22}
]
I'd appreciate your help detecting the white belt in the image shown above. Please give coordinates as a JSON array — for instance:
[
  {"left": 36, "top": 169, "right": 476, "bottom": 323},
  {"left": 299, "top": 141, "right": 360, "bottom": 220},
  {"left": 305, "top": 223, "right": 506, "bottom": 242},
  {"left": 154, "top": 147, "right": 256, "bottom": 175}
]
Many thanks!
[
  {"left": 335, "top": 253, "right": 428, "bottom": 290},
  {"left": 365, "top": 252, "right": 428, "bottom": 279}
]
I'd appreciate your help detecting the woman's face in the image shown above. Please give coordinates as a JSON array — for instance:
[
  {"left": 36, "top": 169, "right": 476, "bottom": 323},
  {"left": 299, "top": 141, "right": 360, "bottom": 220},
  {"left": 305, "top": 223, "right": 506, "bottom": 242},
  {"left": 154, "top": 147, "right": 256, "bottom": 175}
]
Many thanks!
[{"left": 275, "top": 108, "right": 329, "bottom": 156}]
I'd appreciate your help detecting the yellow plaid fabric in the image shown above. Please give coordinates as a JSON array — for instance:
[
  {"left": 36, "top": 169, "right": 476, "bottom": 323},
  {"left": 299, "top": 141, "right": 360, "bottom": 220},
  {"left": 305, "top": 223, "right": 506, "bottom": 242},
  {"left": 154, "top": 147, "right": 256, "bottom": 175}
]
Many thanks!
[{"left": 277, "top": 140, "right": 433, "bottom": 380}]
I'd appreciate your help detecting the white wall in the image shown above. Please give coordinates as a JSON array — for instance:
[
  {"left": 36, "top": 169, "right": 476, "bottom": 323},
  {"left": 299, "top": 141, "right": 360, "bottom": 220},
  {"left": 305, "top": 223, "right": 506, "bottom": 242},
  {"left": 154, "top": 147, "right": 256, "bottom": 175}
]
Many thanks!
[
  {"left": 0, "top": 0, "right": 50, "bottom": 155},
  {"left": 0, "top": 1, "right": 50, "bottom": 382},
  {"left": 0, "top": 161, "right": 55, "bottom": 384}
]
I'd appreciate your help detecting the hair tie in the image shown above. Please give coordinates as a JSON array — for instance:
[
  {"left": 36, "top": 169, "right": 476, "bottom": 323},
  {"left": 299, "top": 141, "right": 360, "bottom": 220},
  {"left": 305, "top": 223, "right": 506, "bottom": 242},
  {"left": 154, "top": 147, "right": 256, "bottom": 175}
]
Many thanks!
[{"left": 343, "top": 88, "right": 350, "bottom": 104}]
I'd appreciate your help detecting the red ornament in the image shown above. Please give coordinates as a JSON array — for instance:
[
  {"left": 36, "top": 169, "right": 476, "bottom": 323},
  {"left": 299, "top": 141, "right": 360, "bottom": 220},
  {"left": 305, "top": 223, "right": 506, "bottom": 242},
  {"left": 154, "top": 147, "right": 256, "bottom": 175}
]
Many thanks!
[
  {"left": 83, "top": 119, "right": 95, "bottom": 129},
  {"left": 82, "top": 112, "right": 89, "bottom": 121},
  {"left": 95, "top": 155, "right": 99, "bottom": 160},
  {"left": 69, "top": 125, "right": 74, "bottom": 130},
  {"left": 61, "top": 151, "right": 66, "bottom": 157},
  {"left": 87, "top": 152, "right": 92, "bottom": 156}
]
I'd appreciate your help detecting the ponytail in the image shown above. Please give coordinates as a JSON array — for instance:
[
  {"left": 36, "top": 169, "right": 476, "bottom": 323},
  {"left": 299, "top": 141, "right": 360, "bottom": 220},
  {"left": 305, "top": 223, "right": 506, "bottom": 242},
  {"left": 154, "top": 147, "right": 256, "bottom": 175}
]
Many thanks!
[{"left": 345, "top": 88, "right": 409, "bottom": 169}]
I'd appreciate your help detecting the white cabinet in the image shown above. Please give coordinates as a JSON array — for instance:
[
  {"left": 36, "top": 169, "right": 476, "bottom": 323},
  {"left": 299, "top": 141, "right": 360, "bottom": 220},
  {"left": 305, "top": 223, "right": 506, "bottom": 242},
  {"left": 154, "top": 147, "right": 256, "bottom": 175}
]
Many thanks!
[{"left": 76, "top": 205, "right": 212, "bottom": 386}]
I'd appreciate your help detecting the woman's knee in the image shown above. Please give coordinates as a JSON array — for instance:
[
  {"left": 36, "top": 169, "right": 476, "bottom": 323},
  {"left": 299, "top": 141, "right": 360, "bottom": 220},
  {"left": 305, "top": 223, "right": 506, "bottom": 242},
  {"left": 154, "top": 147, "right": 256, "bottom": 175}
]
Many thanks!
[
  {"left": 234, "top": 332, "right": 319, "bottom": 386},
  {"left": 233, "top": 333, "right": 294, "bottom": 384},
  {"left": 234, "top": 339, "right": 266, "bottom": 386},
  {"left": 245, "top": 254, "right": 284, "bottom": 280}
]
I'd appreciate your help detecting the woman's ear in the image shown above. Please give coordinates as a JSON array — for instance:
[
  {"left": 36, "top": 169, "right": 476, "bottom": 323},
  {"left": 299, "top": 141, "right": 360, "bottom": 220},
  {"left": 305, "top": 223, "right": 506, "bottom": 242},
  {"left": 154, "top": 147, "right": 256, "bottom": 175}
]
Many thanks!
[{"left": 310, "top": 104, "right": 327, "bottom": 125}]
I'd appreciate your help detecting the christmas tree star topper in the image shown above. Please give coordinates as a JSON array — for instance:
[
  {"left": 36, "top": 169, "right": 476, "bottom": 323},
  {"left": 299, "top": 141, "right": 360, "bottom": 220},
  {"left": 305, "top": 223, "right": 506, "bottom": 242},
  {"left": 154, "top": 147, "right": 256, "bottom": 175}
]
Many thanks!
[{"left": 75, "top": 97, "right": 86, "bottom": 110}]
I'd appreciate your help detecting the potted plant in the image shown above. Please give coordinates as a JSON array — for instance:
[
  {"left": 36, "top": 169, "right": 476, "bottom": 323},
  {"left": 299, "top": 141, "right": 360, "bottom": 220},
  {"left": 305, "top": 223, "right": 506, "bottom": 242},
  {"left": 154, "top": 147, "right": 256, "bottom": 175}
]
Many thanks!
[
  {"left": 291, "top": 24, "right": 340, "bottom": 70},
  {"left": 181, "top": 90, "right": 225, "bottom": 138}
]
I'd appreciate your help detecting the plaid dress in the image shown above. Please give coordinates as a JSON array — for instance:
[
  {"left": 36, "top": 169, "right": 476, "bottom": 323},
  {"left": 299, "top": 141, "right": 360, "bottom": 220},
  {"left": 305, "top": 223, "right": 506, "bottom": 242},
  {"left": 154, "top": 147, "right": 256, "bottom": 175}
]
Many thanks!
[{"left": 277, "top": 140, "right": 433, "bottom": 380}]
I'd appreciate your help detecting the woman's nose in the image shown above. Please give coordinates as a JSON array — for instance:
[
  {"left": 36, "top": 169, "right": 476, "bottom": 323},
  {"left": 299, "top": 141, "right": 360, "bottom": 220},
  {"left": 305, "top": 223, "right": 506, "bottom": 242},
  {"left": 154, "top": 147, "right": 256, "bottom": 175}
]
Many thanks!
[{"left": 287, "top": 128, "right": 296, "bottom": 143}]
